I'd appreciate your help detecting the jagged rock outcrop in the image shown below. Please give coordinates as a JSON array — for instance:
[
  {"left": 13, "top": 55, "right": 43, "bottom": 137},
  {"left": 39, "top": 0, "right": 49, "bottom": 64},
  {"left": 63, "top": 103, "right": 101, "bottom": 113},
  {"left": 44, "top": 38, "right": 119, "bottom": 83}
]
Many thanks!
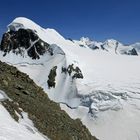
[
  {"left": 47, "top": 66, "right": 57, "bottom": 88},
  {"left": 62, "top": 64, "right": 84, "bottom": 79},
  {"left": 0, "top": 29, "right": 52, "bottom": 59},
  {"left": 128, "top": 48, "right": 138, "bottom": 55}
]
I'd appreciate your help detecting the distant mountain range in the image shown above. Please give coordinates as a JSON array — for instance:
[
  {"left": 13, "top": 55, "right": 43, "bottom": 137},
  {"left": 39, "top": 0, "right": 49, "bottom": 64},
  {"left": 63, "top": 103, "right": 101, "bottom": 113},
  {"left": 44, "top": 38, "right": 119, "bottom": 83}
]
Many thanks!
[{"left": 73, "top": 37, "right": 140, "bottom": 55}]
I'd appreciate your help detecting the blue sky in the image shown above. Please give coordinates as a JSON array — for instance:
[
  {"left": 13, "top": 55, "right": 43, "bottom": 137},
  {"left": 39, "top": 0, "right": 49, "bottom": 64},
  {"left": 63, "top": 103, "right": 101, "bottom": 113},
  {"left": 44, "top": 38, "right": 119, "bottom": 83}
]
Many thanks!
[{"left": 0, "top": 0, "right": 140, "bottom": 44}]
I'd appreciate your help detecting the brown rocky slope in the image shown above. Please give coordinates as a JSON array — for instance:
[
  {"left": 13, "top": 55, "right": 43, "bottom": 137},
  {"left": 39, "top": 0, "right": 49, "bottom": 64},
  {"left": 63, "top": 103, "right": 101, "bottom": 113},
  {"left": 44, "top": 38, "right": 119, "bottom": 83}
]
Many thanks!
[{"left": 0, "top": 60, "right": 98, "bottom": 140}]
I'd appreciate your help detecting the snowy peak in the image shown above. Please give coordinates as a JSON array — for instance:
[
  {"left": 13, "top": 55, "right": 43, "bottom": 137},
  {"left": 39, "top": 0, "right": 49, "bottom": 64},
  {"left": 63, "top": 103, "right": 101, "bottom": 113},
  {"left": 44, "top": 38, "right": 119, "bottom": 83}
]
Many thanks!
[
  {"left": 74, "top": 37, "right": 139, "bottom": 55},
  {"left": 80, "top": 37, "right": 91, "bottom": 42},
  {"left": 8, "top": 17, "right": 40, "bottom": 31},
  {"left": 104, "top": 39, "right": 120, "bottom": 44},
  {"left": 1, "top": 17, "right": 67, "bottom": 60},
  {"left": 102, "top": 39, "right": 139, "bottom": 55},
  {"left": 103, "top": 39, "right": 121, "bottom": 48},
  {"left": 73, "top": 37, "right": 102, "bottom": 50},
  {"left": 8, "top": 17, "right": 49, "bottom": 43},
  {"left": 102, "top": 39, "right": 121, "bottom": 53},
  {"left": 8, "top": 17, "right": 66, "bottom": 45}
]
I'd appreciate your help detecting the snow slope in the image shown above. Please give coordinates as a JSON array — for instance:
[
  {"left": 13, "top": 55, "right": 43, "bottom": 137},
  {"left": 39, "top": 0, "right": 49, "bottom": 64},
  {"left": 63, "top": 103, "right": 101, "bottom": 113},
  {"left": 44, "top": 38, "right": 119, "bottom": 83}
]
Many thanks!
[
  {"left": 0, "top": 91, "right": 48, "bottom": 140},
  {"left": 1, "top": 17, "right": 140, "bottom": 140}
]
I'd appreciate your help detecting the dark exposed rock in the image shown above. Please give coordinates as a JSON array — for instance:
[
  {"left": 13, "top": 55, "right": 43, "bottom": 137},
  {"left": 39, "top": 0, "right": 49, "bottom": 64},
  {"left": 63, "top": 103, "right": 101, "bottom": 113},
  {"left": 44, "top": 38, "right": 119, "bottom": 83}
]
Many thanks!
[
  {"left": 101, "top": 44, "right": 108, "bottom": 51},
  {"left": 0, "top": 28, "right": 51, "bottom": 59},
  {"left": 1, "top": 33, "right": 11, "bottom": 56},
  {"left": 67, "top": 38, "right": 73, "bottom": 42},
  {"left": 28, "top": 45, "right": 40, "bottom": 59},
  {"left": 48, "top": 47, "right": 54, "bottom": 55},
  {"left": 72, "top": 66, "right": 84, "bottom": 79},
  {"left": 92, "top": 46, "right": 99, "bottom": 50},
  {"left": 15, "top": 84, "right": 24, "bottom": 90},
  {"left": 61, "top": 67, "right": 67, "bottom": 74},
  {"left": 79, "top": 44, "right": 86, "bottom": 48},
  {"left": 128, "top": 48, "right": 138, "bottom": 55},
  {"left": 47, "top": 66, "right": 57, "bottom": 88},
  {"left": 67, "top": 64, "right": 74, "bottom": 76},
  {"left": 115, "top": 42, "right": 119, "bottom": 54},
  {"left": 123, "top": 48, "right": 138, "bottom": 56},
  {"left": 22, "top": 90, "right": 30, "bottom": 95},
  {"left": 101, "top": 45, "right": 105, "bottom": 50},
  {"left": 62, "top": 64, "right": 84, "bottom": 79}
]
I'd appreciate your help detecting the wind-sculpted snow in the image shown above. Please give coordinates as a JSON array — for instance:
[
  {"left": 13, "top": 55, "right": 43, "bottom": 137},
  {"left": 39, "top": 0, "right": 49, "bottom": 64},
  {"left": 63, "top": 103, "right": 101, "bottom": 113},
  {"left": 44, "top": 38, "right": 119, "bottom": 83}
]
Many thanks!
[{"left": 1, "top": 17, "right": 140, "bottom": 140}]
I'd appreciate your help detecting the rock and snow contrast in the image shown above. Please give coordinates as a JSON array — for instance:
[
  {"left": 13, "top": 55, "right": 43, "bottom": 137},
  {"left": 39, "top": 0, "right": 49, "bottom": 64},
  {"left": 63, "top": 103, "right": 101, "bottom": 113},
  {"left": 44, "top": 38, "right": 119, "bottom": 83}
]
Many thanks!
[
  {"left": 0, "top": 90, "right": 48, "bottom": 140},
  {"left": 73, "top": 37, "right": 139, "bottom": 55},
  {"left": 0, "top": 104, "right": 48, "bottom": 140},
  {"left": 0, "top": 17, "right": 140, "bottom": 140}
]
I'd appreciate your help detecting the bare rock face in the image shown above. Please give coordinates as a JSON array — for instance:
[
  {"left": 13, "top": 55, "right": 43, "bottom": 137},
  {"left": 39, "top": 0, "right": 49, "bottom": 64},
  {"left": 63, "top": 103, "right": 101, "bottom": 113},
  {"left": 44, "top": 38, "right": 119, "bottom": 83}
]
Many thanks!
[
  {"left": 0, "top": 29, "right": 51, "bottom": 59},
  {"left": 128, "top": 48, "right": 138, "bottom": 55},
  {"left": 47, "top": 66, "right": 57, "bottom": 88},
  {"left": 62, "top": 64, "right": 84, "bottom": 79}
]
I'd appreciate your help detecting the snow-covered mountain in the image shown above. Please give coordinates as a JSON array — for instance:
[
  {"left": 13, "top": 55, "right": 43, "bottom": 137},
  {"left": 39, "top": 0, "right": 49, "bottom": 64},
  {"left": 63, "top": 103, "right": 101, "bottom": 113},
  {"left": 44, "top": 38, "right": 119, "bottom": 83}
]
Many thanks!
[
  {"left": 1, "top": 17, "right": 140, "bottom": 140},
  {"left": 73, "top": 37, "right": 139, "bottom": 55}
]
